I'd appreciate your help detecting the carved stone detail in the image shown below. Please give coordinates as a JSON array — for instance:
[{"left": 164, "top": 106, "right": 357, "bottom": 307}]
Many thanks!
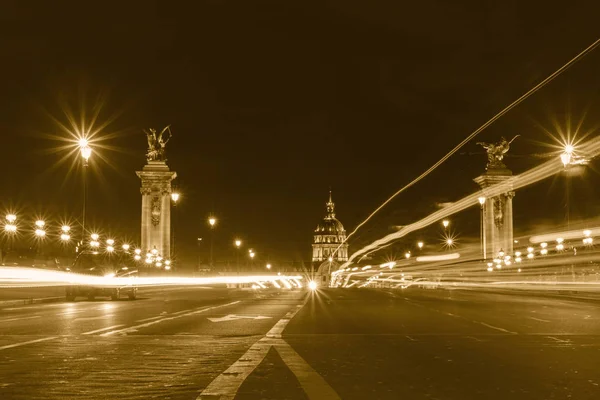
[{"left": 151, "top": 196, "right": 161, "bottom": 226}]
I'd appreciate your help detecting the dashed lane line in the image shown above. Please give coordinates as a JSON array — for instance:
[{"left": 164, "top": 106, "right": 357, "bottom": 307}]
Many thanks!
[
  {"left": 82, "top": 325, "right": 125, "bottom": 335},
  {"left": 0, "top": 315, "right": 41, "bottom": 323},
  {"left": 403, "top": 298, "right": 518, "bottom": 335},
  {"left": 100, "top": 301, "right": 240, "bottom": 336},
  {"left": 0, "top": 336, "right": 58, "bottom": 351}
]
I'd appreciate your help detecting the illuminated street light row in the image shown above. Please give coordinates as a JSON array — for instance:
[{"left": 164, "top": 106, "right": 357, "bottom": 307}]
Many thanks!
[{"left": 486, "top": 233, "right": 595, "bottom": 272}]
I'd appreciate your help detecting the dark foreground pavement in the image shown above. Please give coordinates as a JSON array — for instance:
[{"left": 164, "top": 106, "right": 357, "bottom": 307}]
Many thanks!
[{"left": 1, "top": 287, "right": 600, "bottom": 399}]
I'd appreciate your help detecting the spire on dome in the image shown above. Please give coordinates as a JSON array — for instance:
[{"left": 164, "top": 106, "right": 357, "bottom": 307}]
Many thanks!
[{"left": 325, "top": 190, "right": 335, "bottom": 218}]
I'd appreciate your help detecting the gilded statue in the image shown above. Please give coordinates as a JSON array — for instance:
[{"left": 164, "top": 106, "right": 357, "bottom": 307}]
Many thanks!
[
  {"left": 144, "top": 125, "right": 172, "bottom": 162},
  {"left": 477, "top": 135, "right": 519, "bottom": 170}
]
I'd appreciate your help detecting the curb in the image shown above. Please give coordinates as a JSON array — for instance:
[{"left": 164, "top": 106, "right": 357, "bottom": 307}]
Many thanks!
[{"left": 0, "top": 296, "right": 64, "bottom": 307}]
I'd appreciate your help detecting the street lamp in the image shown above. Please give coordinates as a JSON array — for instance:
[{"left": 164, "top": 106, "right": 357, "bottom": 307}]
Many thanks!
[
  {"left": 234, "top": 239, "right": 242, "bottom": 274},
  {"left": 208, "top": 216, "right": 216, "bottom": 269},
  {"left": 266, "top": 263, "right": 271, "bottom": 270},
  {"left": 561, "top": 144, "right": 575, "bottom": 228},
  {"left": 417, "top": 241, "right": 424, "bottom": 249},
  {"left": 4, "top": 214, "right": 17, "bottom": 233},
  {"left": 34, "top": 220, "right": 46, "bottom": 238},
  {"left": 478, "top": 196, "right": 486, "bottom": 260},
  {"left": 170, "top": 192, "right": 180, "bottom": 259},
  {"left": 60, "top": 225, "right": 71, "bottom": 241},
  {"left": 78, "top": 138, "right": 92, "bottom": 242},
  {"left": 442, "top": 220, "right": 449, "bottom": 229}
]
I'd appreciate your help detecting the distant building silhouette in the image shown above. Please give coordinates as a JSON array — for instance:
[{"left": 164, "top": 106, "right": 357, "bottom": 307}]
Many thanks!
[{"left": 312, "top": 191, "right": 348, "bottom": 286}]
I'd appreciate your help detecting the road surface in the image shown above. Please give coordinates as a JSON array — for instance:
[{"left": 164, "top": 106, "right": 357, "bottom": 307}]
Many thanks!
[{"left": 1, "top": 287, "right": 599, "bottom": 399}]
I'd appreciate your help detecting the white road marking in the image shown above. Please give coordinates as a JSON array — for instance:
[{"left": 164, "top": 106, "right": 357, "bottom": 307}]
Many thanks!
[
  {"left": 0, "top": 336, "right": 57, "bottom": 351},
  {"left": 274, "top": 340, "right": 341, "bottom": 399},
  {"left": 136, "top": 315, "right": 166, "bottom": 322},
  {"left": 478, "top": 322, "right": 517, "bottom": 334},
  {"left": 404, "top": 298, "right": 517, "bottom": 334},
  {"left": 528, "top": 317, "right": 551, "bottom": 323},
  {"left": 100, "top": 301, "right": 240, "bottom": 336},
  {"left": 207, "top": 314, "right": 272, "bottom": 322},
  {"left": 546, "top": 336, "right": 571, "bottom": 343},
  {"left": 465, "top": 336, "right": 485, "bottom": 342},
  {"left": 198, "top": 339, "right": 271, "bottom": 400},
  {"left": 0, "top": 315, "right": 41, "bottom": 323},
  {"left": 82, "top": 325, "right": 125, "bottom": 335},
  {"left": 405, "top": 335, "right": 417, "bottom": 342},
  {"left": 74, "top": 315, "right": 114, "bottom": 322},
  {"left": 199, "top": 295, "right": 340, "bottom": 400}
]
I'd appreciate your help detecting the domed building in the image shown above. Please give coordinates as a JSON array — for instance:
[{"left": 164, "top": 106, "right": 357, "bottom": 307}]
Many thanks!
[{"left": 312, "top": 192, "right": 348, "bottom": 285}]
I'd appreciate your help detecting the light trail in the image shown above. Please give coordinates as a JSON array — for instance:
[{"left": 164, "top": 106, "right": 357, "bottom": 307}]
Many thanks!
[
  {"left": 334, "top": 35, "right": 600, "bottom": 257},
  {"left": 340, "top": 136, "right": 600, "bottom": 270},
  {"left": 529, "top": 227, "right": 600, "bottom": 244},
  {"left": 0, "top": 267, "right": 303, "bottom": 289},
  {"left": 416, "top": 253, "right": 460, "bottom": 262}
]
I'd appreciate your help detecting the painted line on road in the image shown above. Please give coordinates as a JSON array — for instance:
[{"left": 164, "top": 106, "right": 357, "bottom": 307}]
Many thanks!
[
  {"left": 0, "top": 315, "right": 41, "bottom": 323},
  {"left": 405, "top": 335, "right": 417, "bottom": 342},
  {"left": 82, "top": 325, "right": 125, "bottom": 335},
  {"left": 546, "top": 336, "right": 571, "bottom": 344},
  {"left": 0, "top": 336, "right": 58, "bottom": 351},
  {"left": 274, "top": 340, "right": 341, "bottom": 399},
  {"left": 465, "top": 336, "right": 485, "bottom": 342},
  {"left": 478, "top": 322, "right": 516, "bottom": 334},
  {"left": 100, "top": 301, "right": 241, "bottom": 336},
  {"left": 403, "top": 298, "right": 518, "bottom": 335},
  {"left": 528, "top": 317, "right": 551, "bottom": 323},
  {"left": 136, "top": 315, "right": 166, "bottom": 322},
  {"left": 199, "top": 294, "right": 340, "bottom": 400}
]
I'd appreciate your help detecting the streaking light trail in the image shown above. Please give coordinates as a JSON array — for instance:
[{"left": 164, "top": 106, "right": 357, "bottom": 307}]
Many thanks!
[
  {"left": 0, "top": 267, "right": 303, "bottom": 289},
  {"left": 340, "top": 135, "right": 600, "bottom": 270},
  {"left": 334, "top": 35, "right": 600, "bottom": 257},
  {"left": 416, "top": 253, "right": 460, "bottom": 262}
]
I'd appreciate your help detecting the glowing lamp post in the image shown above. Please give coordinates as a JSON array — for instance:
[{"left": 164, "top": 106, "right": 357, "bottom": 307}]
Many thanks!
[
  {"left": 60, "top": 225, "right": 71, "bottom": 241},
  {"left": 34, "top": 220, "right": 46, "bottom": 238},
  {"left": 4, "top": 214, "right": 17, "bottom": 233},
  {"left": 208, "top": 216, "right": 216, "bottom": 269},
  {"left": 234, "top": 239, "right": 242, "bottom": 274},
  {"left": 442, "top": 220, "right": 449, "bottom": 229},
  {"left": 478, "top": 196, "right": 486, "bottom": 260},
  {"left": 170, "top": 192, "right": 180, "bottom": 259},
  {"left": 78, "top": 138, "right": 92, "bottom": 242}
]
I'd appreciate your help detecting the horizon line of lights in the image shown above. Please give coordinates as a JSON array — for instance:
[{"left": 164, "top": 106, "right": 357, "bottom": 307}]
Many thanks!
[
  {"left": 3, "top": 214, "right": 174, "bottom": 270},
  {"left": 0, "top": 267, "right": 304, "bottom": 289}
]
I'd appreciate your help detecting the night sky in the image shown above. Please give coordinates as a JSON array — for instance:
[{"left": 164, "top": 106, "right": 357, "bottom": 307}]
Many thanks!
[{"left": 2, "top": 1, "right": 600, "bottom": 267}]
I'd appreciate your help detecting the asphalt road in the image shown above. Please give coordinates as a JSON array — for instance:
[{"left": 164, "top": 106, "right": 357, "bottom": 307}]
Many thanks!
[{"left": 1, "top": 287, "right": 599, "bottom": 399}]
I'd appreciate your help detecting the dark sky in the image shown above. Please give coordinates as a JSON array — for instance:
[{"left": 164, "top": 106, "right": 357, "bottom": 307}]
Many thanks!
[{"left": 2, "top": 1, "right": 600, "bottom": 266}]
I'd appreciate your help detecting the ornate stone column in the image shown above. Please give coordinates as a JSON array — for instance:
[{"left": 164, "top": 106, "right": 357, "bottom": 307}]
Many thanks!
[
  {"left": 136, "top": 160, "right": 177, "bottom": 259},
  {"left": 474, "top": 172, "right": 515, "bottom": 258},
  {"left": 474, "top": 136, "right": 519, "bottom": 260}
]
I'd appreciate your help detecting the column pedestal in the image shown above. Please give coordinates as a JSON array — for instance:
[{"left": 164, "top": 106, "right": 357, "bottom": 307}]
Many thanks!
[
  {"left": 474, "top": 168, "right": 515, "bottom": 259},
  {"left": 136, "top": 161, "right": 177, "bottom": 259}
]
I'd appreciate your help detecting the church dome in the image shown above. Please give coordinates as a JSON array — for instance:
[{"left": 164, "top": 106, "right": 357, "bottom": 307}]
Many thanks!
[
  {"left": 314, "top": 192, "right": 346, "bottom": 234},
  {"left": 315, "top": 217, "right": 345, "bottom": 234}
]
